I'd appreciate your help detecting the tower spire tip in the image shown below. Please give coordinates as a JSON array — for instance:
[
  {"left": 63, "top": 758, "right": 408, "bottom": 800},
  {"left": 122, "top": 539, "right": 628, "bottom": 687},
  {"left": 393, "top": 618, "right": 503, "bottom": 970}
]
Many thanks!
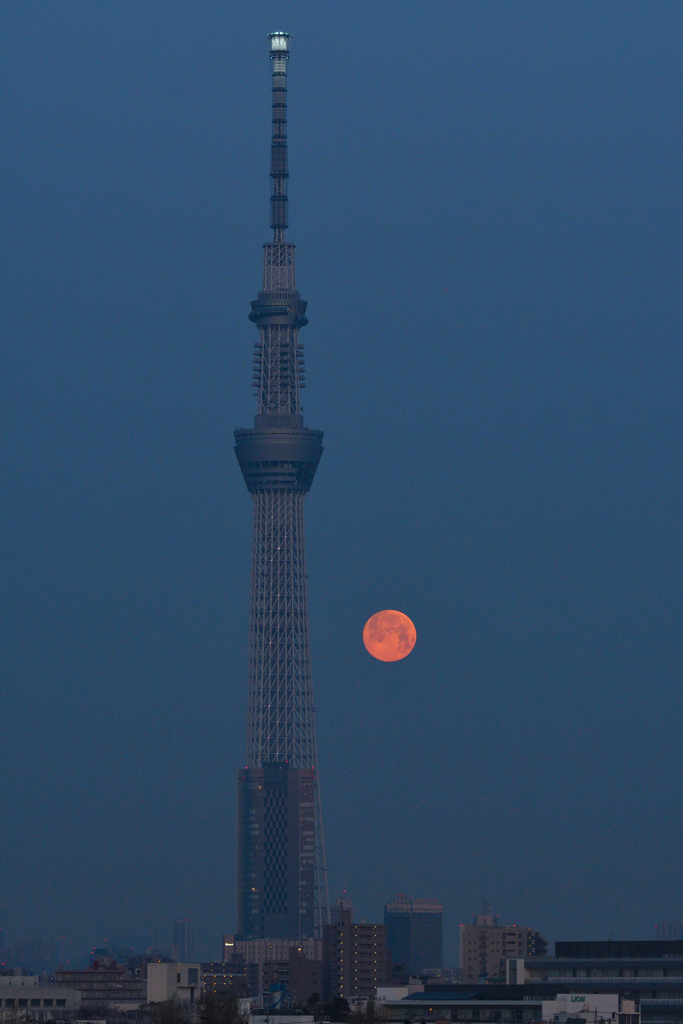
[{"left": 268, "top": 31, "right": 291, "bottom": 53}]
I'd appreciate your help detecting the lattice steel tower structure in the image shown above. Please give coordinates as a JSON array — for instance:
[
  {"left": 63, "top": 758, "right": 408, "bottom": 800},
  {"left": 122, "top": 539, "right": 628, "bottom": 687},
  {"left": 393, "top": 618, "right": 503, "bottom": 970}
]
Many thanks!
[{"left": 234, "top": 32, "right": 329, "bottom": 940}]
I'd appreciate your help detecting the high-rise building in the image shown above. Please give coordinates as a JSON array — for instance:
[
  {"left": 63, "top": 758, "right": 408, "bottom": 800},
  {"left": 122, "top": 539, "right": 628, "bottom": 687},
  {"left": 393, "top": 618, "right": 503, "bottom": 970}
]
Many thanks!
[
  {"left": 384, "top": 896, "right": 443, "bottom": 975},
  {"left": 11, "top": 937, "right": 59, "bottom": 974},
  {"left": 234, "top": 32, "right": 328, "bottom": 941},
  {"left": 173, "top": 920, "right": 195, "bottom": 963},
  {"left": 323, "top": 902, "right": 388, "bottom": 1001},
  {"left": 460, "top": 905, "right": 546, "bottom": 983}
]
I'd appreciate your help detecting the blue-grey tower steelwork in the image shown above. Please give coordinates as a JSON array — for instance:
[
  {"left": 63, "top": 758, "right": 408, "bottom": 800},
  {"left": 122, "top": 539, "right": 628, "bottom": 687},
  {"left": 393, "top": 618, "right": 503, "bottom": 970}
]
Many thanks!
[{"left": 234, "top": 32, "right": 329, "bottom": 940}]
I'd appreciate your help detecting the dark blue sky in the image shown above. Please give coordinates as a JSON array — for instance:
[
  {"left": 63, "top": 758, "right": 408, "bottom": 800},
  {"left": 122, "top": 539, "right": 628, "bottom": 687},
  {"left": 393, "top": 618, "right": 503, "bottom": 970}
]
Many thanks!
[{"left": 1, "top": 1, "right": 683, "bottom": 964}]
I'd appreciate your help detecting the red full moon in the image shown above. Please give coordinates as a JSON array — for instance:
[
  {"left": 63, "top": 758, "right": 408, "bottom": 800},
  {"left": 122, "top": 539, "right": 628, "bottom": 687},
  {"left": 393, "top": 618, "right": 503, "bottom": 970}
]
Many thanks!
[{"left": 363, "top": 610, "right": 417, "bottom": 662}]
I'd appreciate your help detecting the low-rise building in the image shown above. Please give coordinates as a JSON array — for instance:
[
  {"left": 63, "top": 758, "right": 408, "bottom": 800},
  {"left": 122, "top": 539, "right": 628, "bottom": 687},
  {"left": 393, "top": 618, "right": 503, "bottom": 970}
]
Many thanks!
[
  {"left": 543, "top": 992, "right": 639, "bottom": 1024},
  {"left": 515, "top": 941, "right": 683, "bottom": 1024},
  {"left": 400, "top": 940, "right": 683, "bottom": 1024},
  {"left": 223, "top": 936, "right": 322, "bottom": 965},
  {"left": 248, "top": 1017, "right": 313, "bottom": 1024},
  {"left": 382, "top": 988, "right": 638, "bottom": 1023},
  {"left": 55, "top": 956, "right": 145, "bottom": 1007},
  {"left": 261, "top": 949, "right": 322, "bottom": 1004},
  {"left": 377, "top": 982, "right": 425, "bottom": 1003},
  {"left": 0, "top": 973, "right": 80, "bottom": 1021},
  {"left": 202, "top": 961, "right": 249, "bottom": 998},
  {"left": 222, "top": 937, "right": 322, "bottom": 999},
  {"left": 147, "top": 963, "right": 203, "bottom": 1004}
]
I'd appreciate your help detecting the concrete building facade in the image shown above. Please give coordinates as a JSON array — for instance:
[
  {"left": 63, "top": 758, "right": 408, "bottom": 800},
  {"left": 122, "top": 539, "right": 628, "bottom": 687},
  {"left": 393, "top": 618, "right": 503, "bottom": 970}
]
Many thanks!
[
  {"left": 406, "top": 941, "right": 683, "bottom": 1024},
  {"left": 323, "top": 908, "right": 388, "bottom": 1001},
  {"left": 223, "top": 935, "right": 322, "bottom": 964},
  {"left": 147, "top": 963, "right": 203, "bottom": 1004},
  {"left": 382, "top": 988, "right": 639, "bottom": 1024},
  {"left": 54, "top": 957, "right": 145, "bottom": 1007},
  {"left": 262, "top": 949, "right": 322, "bottom": 1003},
  {"left": 202, "top": 961, "right": 249, "bottom": 998},
  {"left": 0, "top": 975, "right": 80, "bottom": 1022},
  {"left": 222, "top": 936, "right": 322, "bottom": 999},
  {"left": 518, "top": 944, "right": 683, "bottom": 1024},
  {"left": 461, "top": 913, "right": 546, "bottom": 983}
]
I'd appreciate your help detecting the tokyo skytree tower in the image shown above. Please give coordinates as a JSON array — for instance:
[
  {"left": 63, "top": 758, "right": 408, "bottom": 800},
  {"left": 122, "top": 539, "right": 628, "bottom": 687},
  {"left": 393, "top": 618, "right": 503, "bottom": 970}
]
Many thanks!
[{"left": 234, "top": 32, "right": 329, "bottom": 940}]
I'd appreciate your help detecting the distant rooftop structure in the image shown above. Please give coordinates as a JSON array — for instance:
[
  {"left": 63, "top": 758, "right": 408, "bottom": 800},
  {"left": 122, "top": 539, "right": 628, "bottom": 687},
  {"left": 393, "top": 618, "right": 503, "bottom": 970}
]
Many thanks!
[
  {"left": 172, "top": 920, "right": 195, "bottom": 964},
  {"left": 555, "top": 939, "right": 683, "bottom": 958},
  {"left": 386, "top": 896, "right": 444, "bottom": 915},
  {"left": 474, "top": 898, "right": 498, "bottom": 927},
  {"left": 654, "top": 921, "right": 683, "bottom": 941},
  {"left": 331, "top": 894, "right": 354, "bottom": 924}
]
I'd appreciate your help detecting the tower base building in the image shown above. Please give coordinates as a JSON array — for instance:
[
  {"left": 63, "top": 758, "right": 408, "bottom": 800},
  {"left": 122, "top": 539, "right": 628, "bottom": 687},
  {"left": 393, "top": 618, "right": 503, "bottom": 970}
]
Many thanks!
[{"left": 237, "top": 764, "right": 316, "bottom": 940}]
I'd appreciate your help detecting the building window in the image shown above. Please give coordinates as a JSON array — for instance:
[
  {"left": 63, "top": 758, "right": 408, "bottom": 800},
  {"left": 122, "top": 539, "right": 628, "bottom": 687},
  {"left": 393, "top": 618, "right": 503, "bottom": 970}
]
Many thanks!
[
  {"left": 31, "top": 1000, "right": 41, "bottom": 1007},
  {"left": 57, "top": 1000, "right": 67, "bottom": 1007},
  {"left": 18, "top": 1000, "right": 28, "bottom": 1008},
  {"left": 5, "top": 1001, "right": 15, "bottom": 1008},
  {"left": 44, "top": 999, "right": 53, "bottom": 1007}
]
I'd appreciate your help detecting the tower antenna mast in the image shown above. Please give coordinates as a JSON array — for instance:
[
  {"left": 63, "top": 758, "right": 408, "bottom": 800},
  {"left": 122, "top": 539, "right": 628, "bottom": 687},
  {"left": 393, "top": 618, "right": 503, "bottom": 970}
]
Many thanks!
[{"left": 269, "top": 31, "right": 290, "bottom": 245}]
